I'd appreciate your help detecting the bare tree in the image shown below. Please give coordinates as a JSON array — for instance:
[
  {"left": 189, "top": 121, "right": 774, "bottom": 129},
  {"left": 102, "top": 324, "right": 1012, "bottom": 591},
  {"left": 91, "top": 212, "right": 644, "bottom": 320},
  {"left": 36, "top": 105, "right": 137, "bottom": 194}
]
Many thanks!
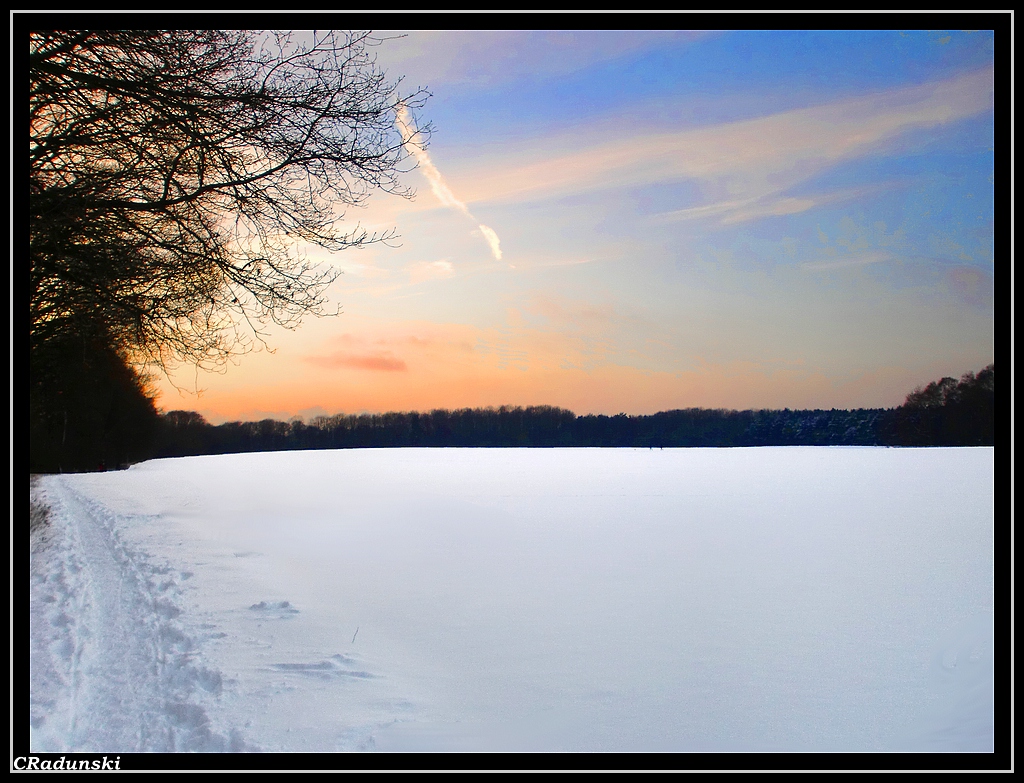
[{"left": 30, "top": 29, "right": 427, "bottom": 371}]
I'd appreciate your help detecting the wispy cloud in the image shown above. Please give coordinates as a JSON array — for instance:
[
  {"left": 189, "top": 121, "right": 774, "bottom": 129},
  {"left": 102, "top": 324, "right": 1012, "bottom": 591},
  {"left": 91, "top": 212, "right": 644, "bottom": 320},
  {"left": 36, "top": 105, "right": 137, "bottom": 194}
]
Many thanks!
[
  {"left": 477, "top": 225, "right": 502, "bottom": 261},
  {"left": 659, "top": 183, "right": 897, "bottom": 226},
  {"left": 376, "top": 31, "right": 706, "bottom": 91},
  {"left": 407, "top": 259, "right": 455, "bottom": 284},
  {"left": 452, "top": 67, "right": 993, "bottom": 224},
  {"left": 800, "top": 252, "right": 893, "bottom": 271},
  {"left": 304, "top": 352, "right": 408, "bottom": 372},
  {"left": 397, "top": 104, "right": 503, "bottom": 261}
]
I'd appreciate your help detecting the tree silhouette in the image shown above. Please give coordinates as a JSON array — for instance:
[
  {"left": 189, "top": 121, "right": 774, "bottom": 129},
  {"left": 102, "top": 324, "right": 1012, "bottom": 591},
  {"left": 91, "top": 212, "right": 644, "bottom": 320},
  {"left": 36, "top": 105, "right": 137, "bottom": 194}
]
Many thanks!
[
  {"left": 30, "top": 329, "right": 160, "bottom": 472},
  {"left": 31, "top": 29, "right": 425, "bottom": 370},
  {"left": 29, "top": 29, "right": 426, "bottom": 470},
  {"left": 880, "top": 364, "right": 994, "bottom": 446}
]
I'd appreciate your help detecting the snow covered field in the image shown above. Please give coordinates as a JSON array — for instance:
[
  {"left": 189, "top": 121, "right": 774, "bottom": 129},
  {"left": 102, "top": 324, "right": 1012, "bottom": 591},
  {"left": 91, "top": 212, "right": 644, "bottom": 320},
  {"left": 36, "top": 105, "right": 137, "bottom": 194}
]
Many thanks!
[{"left": 29, "top": 447, "right": 994, "bottom": 754}]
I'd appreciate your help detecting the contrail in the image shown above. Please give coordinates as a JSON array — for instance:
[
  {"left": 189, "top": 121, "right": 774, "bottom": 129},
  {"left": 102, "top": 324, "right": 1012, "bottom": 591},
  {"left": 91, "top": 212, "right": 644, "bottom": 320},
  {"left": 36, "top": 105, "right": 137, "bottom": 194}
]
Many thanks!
[
  {"left": 397, "top": 104, "right": 503, "bottom": 261},
  {"left": 477, "top": 224, "right": 502, "bottom": 261}
]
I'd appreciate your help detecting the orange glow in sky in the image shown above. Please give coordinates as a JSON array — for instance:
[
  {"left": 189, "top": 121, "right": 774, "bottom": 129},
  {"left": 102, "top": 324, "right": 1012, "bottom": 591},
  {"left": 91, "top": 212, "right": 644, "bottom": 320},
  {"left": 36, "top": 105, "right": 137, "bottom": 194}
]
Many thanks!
[{"left": 153, "top": 31, "right": 994, "bottom": 423}]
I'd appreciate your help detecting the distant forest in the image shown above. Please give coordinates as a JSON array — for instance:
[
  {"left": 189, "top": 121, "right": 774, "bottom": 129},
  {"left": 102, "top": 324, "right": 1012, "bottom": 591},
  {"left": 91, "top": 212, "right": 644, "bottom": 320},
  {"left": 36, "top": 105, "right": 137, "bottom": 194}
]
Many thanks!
[{"left": 29, "top": 364, "right": 993, "bottom": 473}]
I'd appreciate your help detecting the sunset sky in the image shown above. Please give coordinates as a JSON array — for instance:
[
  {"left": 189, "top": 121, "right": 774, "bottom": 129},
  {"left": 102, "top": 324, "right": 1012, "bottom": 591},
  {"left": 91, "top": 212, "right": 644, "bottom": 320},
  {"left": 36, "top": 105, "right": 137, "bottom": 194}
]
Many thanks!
[{"left": 152, "top": 29, "right": 995, "bottom": 424}]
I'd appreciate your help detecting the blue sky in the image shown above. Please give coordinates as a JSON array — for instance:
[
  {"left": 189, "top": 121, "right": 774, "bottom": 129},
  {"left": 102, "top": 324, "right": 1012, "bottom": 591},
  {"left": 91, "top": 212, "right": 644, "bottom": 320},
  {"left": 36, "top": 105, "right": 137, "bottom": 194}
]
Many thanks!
[{"left": 153, "top": 28, "right": 996, "bottom": 422}]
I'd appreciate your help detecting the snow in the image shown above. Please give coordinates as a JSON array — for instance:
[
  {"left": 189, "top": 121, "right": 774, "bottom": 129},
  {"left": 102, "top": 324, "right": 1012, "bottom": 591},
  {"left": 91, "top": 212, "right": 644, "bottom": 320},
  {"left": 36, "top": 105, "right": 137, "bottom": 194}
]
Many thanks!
[{"left": 29, "top": 447, "right": 994, "bottom": 753}]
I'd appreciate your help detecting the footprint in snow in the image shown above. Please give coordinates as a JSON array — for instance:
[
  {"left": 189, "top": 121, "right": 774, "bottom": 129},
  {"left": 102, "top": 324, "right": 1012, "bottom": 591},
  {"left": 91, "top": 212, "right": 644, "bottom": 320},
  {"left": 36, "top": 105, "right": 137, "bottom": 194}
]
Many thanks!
[
  {"left": 268, "top": 654, "right": 375, "bottom": 681},
  {"left": 249, "top": 600, "right": 300, "bottom": 617}
]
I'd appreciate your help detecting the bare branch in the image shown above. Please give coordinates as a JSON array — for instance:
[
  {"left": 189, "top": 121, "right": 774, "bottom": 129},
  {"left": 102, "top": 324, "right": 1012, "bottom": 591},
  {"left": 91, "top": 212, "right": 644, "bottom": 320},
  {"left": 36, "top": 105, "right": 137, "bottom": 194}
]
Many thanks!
[{"left": 30, "top": 29, "right": 426, "bottom": 372}]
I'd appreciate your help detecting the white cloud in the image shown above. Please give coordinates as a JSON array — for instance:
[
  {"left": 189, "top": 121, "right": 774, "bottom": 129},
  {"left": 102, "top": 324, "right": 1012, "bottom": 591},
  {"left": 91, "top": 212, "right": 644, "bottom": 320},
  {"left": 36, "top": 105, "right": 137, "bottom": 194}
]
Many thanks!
[
  {"left": 478, "top": 224, "right": 502, "bottom": 261},
  {"left": 396, "top": 104, "right": 472, "bottom": 217},
  {"left": 397, "top": 103, "right": 503, "bottom": 261},
  {"left": 659, "top": 183, "right": 896, "bottom": 226},
  {"left": 721, "top": 197, "right": 819, "bottom": 225},
  {"left": 449, "top": 67, "right": 993, "bottom": 224},
  {"left": 659, "top": 196, "right": 820, "bottom": 226}
]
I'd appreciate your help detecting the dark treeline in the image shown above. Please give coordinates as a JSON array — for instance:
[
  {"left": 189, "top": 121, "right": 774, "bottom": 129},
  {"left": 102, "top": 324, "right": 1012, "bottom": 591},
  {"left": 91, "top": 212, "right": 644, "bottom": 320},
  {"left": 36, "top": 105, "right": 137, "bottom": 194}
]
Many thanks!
[
  {"left": 30, "top": 364, "right": 993, "bottom": 473},
  {"left": 154, "top": 405, "right": 887, "bottom": 457},
  {"left": 876, "top": 363, "right": 995, "bottom": 447},
  {"left": 30, "top": 331, "right": 162, "bottom": 474},
  {"left": 147, "top": 364, "right": 994, "bottom": 461}
]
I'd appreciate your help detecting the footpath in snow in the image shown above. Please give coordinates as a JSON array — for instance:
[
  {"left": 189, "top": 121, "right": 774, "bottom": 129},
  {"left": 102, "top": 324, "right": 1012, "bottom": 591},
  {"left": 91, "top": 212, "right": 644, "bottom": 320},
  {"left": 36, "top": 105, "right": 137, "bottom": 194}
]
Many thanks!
[
  {"left": 29, "top": 477, "right": 248, "bottom": 752},
  {"left": 28, "top": 447, "right": 995, "bottom": 753}
]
